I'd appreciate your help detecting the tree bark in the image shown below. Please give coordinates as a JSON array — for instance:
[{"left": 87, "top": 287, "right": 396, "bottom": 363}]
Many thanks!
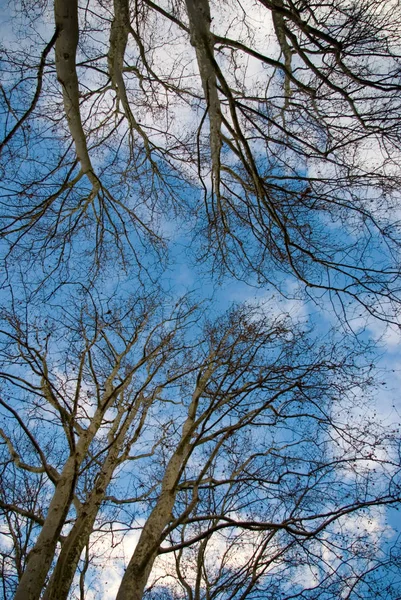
[
  {"left": 115, "top": 373, "right": 211, "bottom": 600},
  {"left": 43, "top": 396, "right": 146, "bottom": 600},
  {"left": 13, "top": 406, "right": 110, "bottom": 600},
  {"left": 54, "top": 0, "right": 99, "bottom": 190},
  {"left": 185, "top": 0, "right": 221, "bottom": 197},
  {"left": 13, "top": 456, "right": 78, "bottom": 600}
]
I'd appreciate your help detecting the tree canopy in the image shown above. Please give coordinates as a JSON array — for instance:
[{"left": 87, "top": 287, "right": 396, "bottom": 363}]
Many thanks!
[{"left": 0, "top": 1, "right": 401, "bottom": 599}]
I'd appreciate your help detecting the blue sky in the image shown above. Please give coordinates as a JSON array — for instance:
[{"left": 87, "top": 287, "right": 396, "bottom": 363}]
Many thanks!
[{"left": 1, "top": 0, "right": 401, "bottom": 598}]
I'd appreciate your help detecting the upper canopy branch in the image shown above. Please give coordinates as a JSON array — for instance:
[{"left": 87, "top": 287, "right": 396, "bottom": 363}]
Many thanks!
[
  {"left": 185, "top": 0, "right": 222, "bottom": 198},
  {"left": 54, "top": 0, "right": 100, "bottom": 195}
]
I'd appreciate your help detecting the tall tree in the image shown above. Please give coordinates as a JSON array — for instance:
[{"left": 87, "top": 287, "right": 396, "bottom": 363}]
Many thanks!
[
  {"left": 2, "top": 293, "right": 400, "bottom": 599},
  {"left": 0, "top": 0, "right": 401, "bottom": 599},
  {"left": 2, "top": 0, "right": 401, "bottom": 316}
]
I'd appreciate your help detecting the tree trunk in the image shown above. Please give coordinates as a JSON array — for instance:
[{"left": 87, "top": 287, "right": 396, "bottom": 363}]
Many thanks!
[
  {"left": 42, "top": 458, "right": 117, "bottom": 600},
  {"left": 185, "top": 0, "right": 221, "bottom": 196},
  {"left": 115, "top": 375, "right": 209, "bottom": 600},
  {"left": 13, "top": 457, "right": 77, "bottom": 600},
  {"left": 43, "top": 398, "right": 145, "bottom": 600},
  {"left": 14, "top": 406, "right": 108, "bottom": 600}
]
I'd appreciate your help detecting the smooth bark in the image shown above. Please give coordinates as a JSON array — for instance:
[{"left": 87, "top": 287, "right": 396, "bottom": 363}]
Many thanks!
[
  {"left": 13, "top": 401, "right": 116, "bottom": 600},
  {"left": 54, "top": 0, "right": 99, "bottom": 190},
  {"left": 115, "top": 371, "right": 212, "bottom": 600},
  {"left": 185, "top": 0, "right": 221, "bottom": 197},
  {"left": 43, "top": 395, "right": 148, "bottom": 600}
]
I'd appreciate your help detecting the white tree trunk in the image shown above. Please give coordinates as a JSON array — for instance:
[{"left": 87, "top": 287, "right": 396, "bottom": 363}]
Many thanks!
[
  {"left": 14, "top": 405, "right": 110, "bottom": 600},
  {"left": 115, "top": 374, "right": 210, "bottom": 600}
]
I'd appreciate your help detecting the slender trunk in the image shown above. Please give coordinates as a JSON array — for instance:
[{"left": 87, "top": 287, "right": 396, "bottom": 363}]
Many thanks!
[
  {"left": 115, "top": 375, "right": 210, "bottom": 600},
  {"left": 42, "top": 452, "right": 118, "bottom": 600},
  {"left": 43, "top": 397, "right": 145, "bottom": 600},
  {"left": 185, "top": 0, "right": 221, "bottom": 196},
  {"left": 271, "top": 0, "right": 292, "bottom": 106},
  {"left": 13, "top": 456, "right": 77, "bottom": 600},
  {"left": 54, "top": 0, "right": 99, "bottom": 190},
  {"left": 115, "top": 452, "right": 188, "bottom": 600},
  {"left": 108, "top": 0, "right": 153, "bottom": 154},
  {"left": 14, "top": 406, "right": 108, "bottom": 600}
]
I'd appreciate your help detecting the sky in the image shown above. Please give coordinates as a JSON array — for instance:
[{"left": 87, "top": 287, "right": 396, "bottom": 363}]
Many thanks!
[{"left": 0, "top": 0, "right": 401, "bottom": 598}]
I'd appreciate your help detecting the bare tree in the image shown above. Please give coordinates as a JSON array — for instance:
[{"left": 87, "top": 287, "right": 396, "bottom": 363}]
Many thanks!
[
  {"left": 1, "top": 0, "right": 401, "bottom": 317},
  {"left": 0, "top": 446, "right": 48, "bottom": 600},
  {"left": 0, "top": 285, "right": 198, "bottom": 599},
  {"left": 1, "top": 291, "right": 399, "bottom": 599},
  {"left": 0, "top": 1, "right": 401, "bottom": 599}
]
